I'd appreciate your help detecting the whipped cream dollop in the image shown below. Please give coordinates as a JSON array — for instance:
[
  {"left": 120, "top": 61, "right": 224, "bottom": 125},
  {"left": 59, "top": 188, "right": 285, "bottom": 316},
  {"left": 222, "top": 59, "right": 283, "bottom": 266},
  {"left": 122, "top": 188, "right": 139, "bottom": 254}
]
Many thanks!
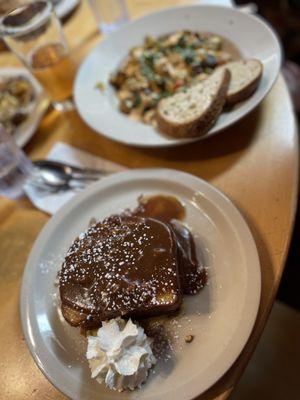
[{"left": 86, "top": 318, "right": 156, "bottom": 391}]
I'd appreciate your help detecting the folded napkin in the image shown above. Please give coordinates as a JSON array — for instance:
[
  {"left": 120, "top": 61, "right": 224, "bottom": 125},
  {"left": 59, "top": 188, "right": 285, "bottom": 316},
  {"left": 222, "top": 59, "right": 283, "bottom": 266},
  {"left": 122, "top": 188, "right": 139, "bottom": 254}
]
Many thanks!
[{"left": 25, "top": 142, "right": 125, "bottom": 215}]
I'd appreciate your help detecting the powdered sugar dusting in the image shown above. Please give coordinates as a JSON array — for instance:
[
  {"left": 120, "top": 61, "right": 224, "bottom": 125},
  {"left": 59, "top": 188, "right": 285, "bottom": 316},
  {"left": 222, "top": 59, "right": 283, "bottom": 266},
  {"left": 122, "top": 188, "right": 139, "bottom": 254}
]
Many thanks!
[{"left": 59, "top": 214, "right": 181, "bottom": 324}]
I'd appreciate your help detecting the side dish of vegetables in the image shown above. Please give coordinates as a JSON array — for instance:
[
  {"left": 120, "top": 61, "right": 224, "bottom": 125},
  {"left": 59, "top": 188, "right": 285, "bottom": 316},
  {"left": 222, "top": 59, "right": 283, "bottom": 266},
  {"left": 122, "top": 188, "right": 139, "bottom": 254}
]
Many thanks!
[
  {"left": 0, "top": 76, "right": 35, "bottom": 134},
  {"left": 109, "top": 31, "right": 233, "bottom": 125}
]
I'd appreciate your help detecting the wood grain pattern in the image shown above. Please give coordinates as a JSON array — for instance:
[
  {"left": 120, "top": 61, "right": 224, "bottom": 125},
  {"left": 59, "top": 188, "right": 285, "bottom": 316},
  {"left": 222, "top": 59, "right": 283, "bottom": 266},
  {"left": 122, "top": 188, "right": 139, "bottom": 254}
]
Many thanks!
[{"left": 0, "top": 1, "right": 298, "bottom": 399}]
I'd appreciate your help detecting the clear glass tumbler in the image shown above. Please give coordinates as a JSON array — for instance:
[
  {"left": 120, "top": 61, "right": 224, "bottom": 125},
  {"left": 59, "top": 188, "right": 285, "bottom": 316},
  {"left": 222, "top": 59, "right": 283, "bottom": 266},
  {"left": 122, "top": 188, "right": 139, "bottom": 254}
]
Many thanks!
[
  {"left": 88, "top": 0, "right": 128, "bottom": 34},
  {"left": 0, "top": 1, "right": 77, "bottom": 111},
  {"left": 0, "top": 125, "right": 33, "bottom": 199}
]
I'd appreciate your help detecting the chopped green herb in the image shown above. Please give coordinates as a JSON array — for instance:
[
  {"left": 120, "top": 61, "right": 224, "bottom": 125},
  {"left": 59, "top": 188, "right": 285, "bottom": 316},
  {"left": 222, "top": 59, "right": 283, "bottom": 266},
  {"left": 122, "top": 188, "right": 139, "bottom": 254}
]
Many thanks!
[
  {"left": 95, "top": 81, "right": 105, "bottom": 91},
  {"left": 143, "top": 52, "right": 155, "bottom": 67},
  {"left": 181, "top": 86, "right": 188, "bottom": 93},
  {"left": 173, "top": 46, "right": 196, "bottom": 64},
  {"left": 178, "top": 35, "right": 187, "bottom": 47},
  {"left": 140, "top": 63, "right": 155, "bottom": 81},
  {"left": 132, "top": 94, "right": 141, "bottom": 107}
]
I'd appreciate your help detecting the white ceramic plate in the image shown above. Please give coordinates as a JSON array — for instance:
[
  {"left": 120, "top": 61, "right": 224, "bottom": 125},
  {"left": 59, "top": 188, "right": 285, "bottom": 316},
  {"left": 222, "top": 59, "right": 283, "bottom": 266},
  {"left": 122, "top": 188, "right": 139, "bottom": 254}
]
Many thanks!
[
  {"left": 74, "top": 5, "right": 281, "bottom": 148},
  {"left": 0, "top": 68, "right": 49, "bottom": 148},
  {"left": 21, "top": 169, "right": 261, "bottom": 400},
  {"left": 54, "top": 0, "right": 80, "bottom": 19}
]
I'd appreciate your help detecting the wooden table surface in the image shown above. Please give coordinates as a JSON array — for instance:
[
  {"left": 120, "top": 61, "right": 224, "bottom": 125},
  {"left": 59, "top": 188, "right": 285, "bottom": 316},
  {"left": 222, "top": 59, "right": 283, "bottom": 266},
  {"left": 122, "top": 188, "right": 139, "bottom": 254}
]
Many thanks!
[{"left": 0, "top": 1, "right": 298, "bottom": 399}]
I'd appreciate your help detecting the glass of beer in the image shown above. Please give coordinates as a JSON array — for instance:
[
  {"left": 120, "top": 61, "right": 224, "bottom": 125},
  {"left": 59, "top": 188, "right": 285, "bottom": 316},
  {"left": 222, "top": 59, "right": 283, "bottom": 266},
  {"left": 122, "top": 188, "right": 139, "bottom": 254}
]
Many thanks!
[{"left": 0, "top": 1, "right": 77, "bottom": 111}]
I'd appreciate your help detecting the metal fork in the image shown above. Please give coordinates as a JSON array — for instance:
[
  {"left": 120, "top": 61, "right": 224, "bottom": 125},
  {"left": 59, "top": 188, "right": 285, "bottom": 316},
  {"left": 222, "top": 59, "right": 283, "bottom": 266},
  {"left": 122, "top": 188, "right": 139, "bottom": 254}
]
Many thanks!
[{"left": 27, "top": 159, "right": 110, "bottom": 193}]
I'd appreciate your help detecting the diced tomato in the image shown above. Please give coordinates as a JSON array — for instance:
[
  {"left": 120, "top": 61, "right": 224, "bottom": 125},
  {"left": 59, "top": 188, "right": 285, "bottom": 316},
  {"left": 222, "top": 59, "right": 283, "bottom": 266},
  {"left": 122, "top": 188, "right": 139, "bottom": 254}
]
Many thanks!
[{"left": 174, "top": 79, "right": 184, "bottom": 89}]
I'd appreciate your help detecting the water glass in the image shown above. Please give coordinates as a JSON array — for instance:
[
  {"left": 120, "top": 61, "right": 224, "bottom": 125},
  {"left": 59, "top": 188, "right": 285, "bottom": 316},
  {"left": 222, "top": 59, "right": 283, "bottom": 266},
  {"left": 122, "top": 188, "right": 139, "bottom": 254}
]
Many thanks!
[
  {"left": 0, "top": 0, "right": 77, "bottom": 111},
  {"left": 88, "top": 0, "right": 128, "bottom": 34},
  {"left": 0, "top": 125, "right": 33, "bottom": 199}
]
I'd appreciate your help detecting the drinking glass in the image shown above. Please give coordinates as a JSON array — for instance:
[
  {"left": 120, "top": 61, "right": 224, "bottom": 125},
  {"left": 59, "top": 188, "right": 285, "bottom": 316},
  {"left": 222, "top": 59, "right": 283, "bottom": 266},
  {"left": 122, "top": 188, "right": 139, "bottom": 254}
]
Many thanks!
[
  {"left": 88, "top": 0, "right": 128, "bottom": 34},
  {"left": 0, "top": 0, "right": 31, "bottom": 15},
  {"left": 0, "top": 0, "right": 77, "bottom": 111},
  {"left": 0, "top": 125, "right": 33, "bottom": 199}
]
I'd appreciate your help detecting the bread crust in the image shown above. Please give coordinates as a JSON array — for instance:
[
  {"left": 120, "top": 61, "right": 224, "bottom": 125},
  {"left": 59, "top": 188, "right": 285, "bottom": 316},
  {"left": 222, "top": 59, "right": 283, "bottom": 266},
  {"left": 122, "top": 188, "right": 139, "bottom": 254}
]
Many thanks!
[
  {"left": 61, "top": 297, "right": 182, "bottom": 329},
  {"left": 156, "top": 69, "right": 230, "bottom": 138},
  {"left": 226, "top": 59, "right": 263, "bottom": 105}
]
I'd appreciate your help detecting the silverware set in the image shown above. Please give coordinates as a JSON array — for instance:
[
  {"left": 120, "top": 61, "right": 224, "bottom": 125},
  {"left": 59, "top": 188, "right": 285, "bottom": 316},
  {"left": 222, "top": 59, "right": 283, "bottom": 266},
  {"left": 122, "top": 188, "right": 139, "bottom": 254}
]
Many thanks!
[{"left": 28, "top": 160, "right": 109, "bottom": 193}]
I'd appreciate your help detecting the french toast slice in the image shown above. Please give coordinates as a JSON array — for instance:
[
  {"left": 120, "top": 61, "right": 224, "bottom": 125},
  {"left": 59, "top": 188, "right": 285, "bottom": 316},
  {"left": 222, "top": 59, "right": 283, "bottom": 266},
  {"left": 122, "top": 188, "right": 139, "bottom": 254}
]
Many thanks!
[
  {"left": 59, "top": 215, "right": 182, "bottom": 329},
  {"left": 171, "top": 220, "right": 206, "bottom": 295}
]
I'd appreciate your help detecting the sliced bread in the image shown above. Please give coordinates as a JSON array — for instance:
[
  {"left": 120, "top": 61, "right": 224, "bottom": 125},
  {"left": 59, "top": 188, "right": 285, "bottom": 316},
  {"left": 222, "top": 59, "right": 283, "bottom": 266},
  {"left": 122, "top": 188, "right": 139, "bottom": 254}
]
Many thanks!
[
  {"left": 156, "top": 68, "right": 230, "bottom": 138},
  {"left": 222, "top": 59, "right": 263, "bottom": 105}
]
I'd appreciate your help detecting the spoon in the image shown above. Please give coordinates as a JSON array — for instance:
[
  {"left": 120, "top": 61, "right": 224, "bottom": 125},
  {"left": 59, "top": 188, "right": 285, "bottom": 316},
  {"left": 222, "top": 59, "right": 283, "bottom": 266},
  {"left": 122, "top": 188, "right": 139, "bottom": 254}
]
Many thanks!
[{"left": 32, "top": 159, "right": 108, "bottom": 187}]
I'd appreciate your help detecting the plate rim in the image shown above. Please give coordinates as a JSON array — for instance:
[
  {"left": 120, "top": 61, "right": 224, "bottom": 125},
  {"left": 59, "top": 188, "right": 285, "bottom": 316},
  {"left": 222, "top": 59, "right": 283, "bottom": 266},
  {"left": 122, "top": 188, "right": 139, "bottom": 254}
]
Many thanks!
[
  {"left": 20, "top": 168, "right": 261, "bottom": 400},
  {"left": 74, "top": 4, "right": 282, "bottom": 148}
]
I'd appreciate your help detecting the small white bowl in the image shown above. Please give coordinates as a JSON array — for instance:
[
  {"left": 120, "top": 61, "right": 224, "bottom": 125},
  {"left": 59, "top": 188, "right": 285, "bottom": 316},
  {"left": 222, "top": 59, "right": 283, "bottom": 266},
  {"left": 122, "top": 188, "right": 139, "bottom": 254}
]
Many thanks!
[
  {"left": 74, "top": 5, "right": 282, "bottom": 148},
  {"left": 0, "top": 68, "right": 49, "bottom": 147}
]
